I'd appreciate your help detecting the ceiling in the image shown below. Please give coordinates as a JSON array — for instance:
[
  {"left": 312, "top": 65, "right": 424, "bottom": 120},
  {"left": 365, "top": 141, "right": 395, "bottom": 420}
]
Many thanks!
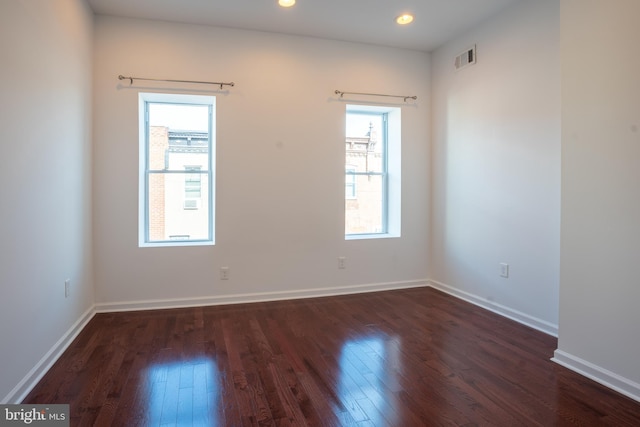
[{"left": 86, "top": 0, "right": 523, "bottom": 52}]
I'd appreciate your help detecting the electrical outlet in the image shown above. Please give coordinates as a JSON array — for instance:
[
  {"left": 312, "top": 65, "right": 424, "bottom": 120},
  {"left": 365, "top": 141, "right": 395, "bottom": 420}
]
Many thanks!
[
  {"left": 64, "top": 279, "right": 70, "bottom": 297},
  {"left": 500, "top": 263, "right": 509, "bottom": 278},
  {"left": 220, "top": 267, "right": 230, "bottom": 280},
  {"left": 338, "top": 257, "right": 346, "bottom": 269}
]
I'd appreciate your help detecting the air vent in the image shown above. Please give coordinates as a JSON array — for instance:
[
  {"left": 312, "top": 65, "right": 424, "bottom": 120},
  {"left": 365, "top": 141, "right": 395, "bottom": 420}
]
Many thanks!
[{"left": 455, "top": 45, "right": 476, "bottom": 71}]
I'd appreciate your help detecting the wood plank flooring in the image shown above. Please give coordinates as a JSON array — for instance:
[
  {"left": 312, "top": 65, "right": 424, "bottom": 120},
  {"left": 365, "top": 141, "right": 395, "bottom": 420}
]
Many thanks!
[{"left": 24, "top": 287, "right": 640, "bottom": 426}]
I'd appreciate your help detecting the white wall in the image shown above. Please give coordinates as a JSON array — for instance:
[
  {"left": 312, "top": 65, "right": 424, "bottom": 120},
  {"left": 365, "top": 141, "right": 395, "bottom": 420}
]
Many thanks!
[
  {"left": 93, "top": 17, "right": 430, "bottom": 307},
  {"left": 555, "top": 0, "right": 640, "bottom": 400},
  {"left": 0, "top": 0, "right": 94, "bottom": 402},
  {"left": 3, "top": 0, "right": 638, "bottom": 407},
  {"left": 430, "top": 0, "right": 561, "bottom": 334}
]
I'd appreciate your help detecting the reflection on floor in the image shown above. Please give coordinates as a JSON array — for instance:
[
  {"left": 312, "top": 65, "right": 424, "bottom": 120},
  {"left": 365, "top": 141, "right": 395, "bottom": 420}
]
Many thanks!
[{"left": 145, "top": 356, "right": 217, "bottom": 426}]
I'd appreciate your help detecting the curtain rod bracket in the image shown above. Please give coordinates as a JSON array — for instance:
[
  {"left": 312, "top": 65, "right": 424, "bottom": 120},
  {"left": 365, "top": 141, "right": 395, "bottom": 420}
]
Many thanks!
[{"left": 118, "top": 75, "right": 133, "bottom": 85}]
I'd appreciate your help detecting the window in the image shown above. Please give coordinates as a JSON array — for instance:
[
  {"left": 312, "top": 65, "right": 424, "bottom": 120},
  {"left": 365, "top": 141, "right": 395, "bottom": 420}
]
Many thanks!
[
  {"left": 184, "top": 166, "right": 202, "bottom": 201},
  {"left": 345, "top": 105, "right": 400, "bottom": 238},
  {"left": 345, "top": 166, "right": 357, "bottom": 199},
  {"left": 139, "top": 93, "right": 215, "bottom": 247}
]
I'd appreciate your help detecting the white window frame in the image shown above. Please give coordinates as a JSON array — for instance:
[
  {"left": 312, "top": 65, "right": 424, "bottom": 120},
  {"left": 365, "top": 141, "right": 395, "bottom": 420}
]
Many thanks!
[
  {"left": 138, "top": 93, "right": 216, "bottom": 247},
  {"left": 345, "top": 104, "right": 401, "bottom": 240}
]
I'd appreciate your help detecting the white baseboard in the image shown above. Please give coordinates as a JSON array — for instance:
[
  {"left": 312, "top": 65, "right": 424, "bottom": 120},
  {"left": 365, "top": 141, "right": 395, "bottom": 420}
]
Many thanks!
[
  {"left": 428, "top": 279, "right": 558, "bottom": 337},
  {"left": 552, "top": 350, "right": 640, "bottom": 403},
  {"left": 95, "top": 280, "right": 429, "bottom": 313},
  {"left": 2, "top": 306, "right": 96, "bottom": 404}
]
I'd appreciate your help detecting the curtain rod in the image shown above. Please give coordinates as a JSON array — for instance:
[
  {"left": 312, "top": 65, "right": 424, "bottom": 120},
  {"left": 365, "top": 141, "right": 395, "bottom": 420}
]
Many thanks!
[
  {"left": 334, "top": 90, "right": 417, "bottom": 102},
  {"left": 118, "top": 75, "right": 235, "bottom": 89}
]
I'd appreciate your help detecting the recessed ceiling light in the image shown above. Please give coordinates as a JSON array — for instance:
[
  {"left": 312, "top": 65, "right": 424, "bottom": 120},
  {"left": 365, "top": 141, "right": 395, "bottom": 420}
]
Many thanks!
[
  {"left": 396, "top": 14, "right": 414, "bottom": 25},
  {"left": 278, "top": 0, "right": 296, "bottom": 7}
]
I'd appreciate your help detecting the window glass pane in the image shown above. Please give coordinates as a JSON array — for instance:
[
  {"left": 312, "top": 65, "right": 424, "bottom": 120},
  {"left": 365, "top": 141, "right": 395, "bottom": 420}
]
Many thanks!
[
  {"left": 148, "top": 104, "right": 210, "bottom": 172},
  {"left": 148, "top": 172, "right": 210, "bottom": 242},
  {"left": 345, "top": 174, "right": 384, "bottom": 234},
  {"left": 346, "top": 113, "right": 384, "bottom": 173},
  {"left": 346, "top": 107, "right": 388, "bottom": 236}
]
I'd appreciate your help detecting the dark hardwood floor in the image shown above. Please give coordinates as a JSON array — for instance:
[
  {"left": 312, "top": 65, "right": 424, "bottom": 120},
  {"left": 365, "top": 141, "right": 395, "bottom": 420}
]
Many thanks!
[{"left": 24, "top": 287, "right": 640, "bottom": 426}]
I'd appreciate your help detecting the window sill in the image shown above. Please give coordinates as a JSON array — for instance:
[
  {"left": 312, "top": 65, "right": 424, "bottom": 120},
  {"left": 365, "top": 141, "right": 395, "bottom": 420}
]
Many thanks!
[
  {"left": 139, "top": 240, "right": 214, "bottom": 248},
  {"left": 345, "top": 233, "right": 399, "bottom": 241}
]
